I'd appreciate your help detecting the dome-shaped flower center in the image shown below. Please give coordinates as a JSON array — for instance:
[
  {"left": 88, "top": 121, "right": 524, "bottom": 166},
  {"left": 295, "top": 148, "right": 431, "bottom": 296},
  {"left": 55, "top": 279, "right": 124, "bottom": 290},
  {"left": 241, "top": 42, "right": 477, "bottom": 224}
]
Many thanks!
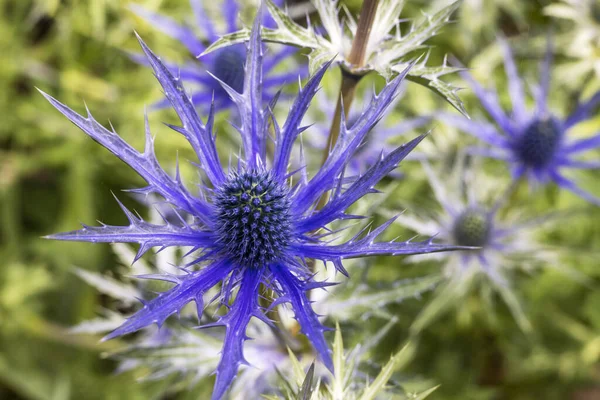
[
  {"left": 452, "top": 208, "right": 491, "bottom": 247},
  {"left": 517, "top": 118, "right": 562, "bottom": 168},
  {"left": 211, "top": 46, "right": 246, "bottom": 94},
  {"left": 214, "top": 171, "right": 291, "bottom": 268}
]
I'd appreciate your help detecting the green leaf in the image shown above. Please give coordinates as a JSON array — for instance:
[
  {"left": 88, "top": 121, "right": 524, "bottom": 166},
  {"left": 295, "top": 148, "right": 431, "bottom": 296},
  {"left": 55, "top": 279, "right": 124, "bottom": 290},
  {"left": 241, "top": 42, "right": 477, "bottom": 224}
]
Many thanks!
[
  {"left": 376, "top": 0, "right": 462, "bottom": 63},
  {"left": 202, "top": 29, "right": 252, "bottom": 54},
  {"left": 358, "top": 342, "right": 416, "bottom": 400},
  {"left": 203, "top": 0, "right": 332, "bottom": 59},
  {"left": 410, "top": 280, "right": 468, "bottom": 335},
  {"left": 74, "top": 267, "right": 142, "bottom": 304},
  {"left": 298, "top": 363, "right": 315, "bottom": 400},
  {"left": 495, "top": 281, "right": 533, "bottom": 334},
  {"left": 413, "top": 385, "right": 440, "bottom": 400},
  {"left": 398, "top": 59, "right": 467, "bottom": 117},
  {"left": 330, "top": 322, "right": 346, "bottom": 399},
  {"left": 322, "top": 275, "right": 442, "bottom": 321}
]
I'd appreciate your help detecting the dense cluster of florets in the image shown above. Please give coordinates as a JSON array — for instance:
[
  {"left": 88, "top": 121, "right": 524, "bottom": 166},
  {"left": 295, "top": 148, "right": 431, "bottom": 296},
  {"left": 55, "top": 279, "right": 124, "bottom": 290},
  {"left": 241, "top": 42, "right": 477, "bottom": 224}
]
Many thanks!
[
  {"left": 211, "top": 46, "right": 246, "bottom": 94},
  {"left": 452, "top": 208, "right": 491, "bottom": 247},
  {"left": 516, "top": 118, "right": 562, "bottom": 168},
  {"left": 214, "top": 171, "right": 292, "bottom": 268}
]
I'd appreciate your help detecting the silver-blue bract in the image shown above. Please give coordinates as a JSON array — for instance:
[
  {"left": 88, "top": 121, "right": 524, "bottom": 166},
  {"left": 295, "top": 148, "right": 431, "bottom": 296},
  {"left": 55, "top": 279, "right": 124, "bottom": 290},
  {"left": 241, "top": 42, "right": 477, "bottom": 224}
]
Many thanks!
[{"left": 39, "top": 13, "right": 463, "bottom": 400}]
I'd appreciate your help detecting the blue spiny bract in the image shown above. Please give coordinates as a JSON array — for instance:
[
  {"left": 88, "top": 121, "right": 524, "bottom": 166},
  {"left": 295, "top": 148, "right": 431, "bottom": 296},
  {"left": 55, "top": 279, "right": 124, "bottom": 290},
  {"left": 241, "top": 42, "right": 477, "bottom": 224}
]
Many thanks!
[{"left": 398, "top": 161, "right": 552, "bottom": 334}]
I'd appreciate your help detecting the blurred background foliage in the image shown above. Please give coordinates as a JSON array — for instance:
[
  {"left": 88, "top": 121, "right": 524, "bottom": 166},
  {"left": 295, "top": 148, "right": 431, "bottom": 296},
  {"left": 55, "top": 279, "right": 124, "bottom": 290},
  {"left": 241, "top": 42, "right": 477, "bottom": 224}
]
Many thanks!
[{"left": 0, "top": 0, "right": 599, "bottom": 399}]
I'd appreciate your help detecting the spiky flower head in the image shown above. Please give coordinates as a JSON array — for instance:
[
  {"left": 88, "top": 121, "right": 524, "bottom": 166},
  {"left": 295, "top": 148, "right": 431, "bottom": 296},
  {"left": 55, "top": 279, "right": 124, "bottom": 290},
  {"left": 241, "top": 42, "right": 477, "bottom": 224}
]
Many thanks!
[
  {"left": 130, "top": 0, "right": 303, "bottom": 112},
  {"left": 40, "top": 12, "right": 462, "bottom": 399},
  {"left": 441, "top": 37, "right": 600, "bottom": 205},
  {"left": 395, "top": 159, "right": 554, "bottom": 333}
]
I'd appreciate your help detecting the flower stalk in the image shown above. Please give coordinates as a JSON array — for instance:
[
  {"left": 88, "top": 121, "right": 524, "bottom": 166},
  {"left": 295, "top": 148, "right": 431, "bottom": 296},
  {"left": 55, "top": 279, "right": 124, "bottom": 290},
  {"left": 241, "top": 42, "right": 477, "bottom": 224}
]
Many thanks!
[{"left": 322, "top": 0, "right": 380, "bottom": 161}]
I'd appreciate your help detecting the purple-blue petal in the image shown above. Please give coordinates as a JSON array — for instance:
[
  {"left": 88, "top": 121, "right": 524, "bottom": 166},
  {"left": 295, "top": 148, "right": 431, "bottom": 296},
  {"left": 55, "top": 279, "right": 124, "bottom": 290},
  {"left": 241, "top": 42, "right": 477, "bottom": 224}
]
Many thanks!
[
  {"left": 212, "top": 267, "right": 264, "bottom": 400},
  {"left": 130, "top": 4, "right": 205, "bottom": 55},
  {"left": 296, "top": 135, "right": 426, "bottom": 233},
  {"left": 564, "top": 131, "right": 600, "bottom": 154},
  {"left": 498, "top": 36, "right": 528, "bottom": 124},
  {"left": 438, "top": 112, "right": 513, "bottom": 148},
  {"left": 37, "top": 90, "right": 213, "bottom": 222},
  {"left": 460, "top": 69, "right": 516, "bottom": 137},
  {"left": 272, "top": 59, "right": 333, "bottom": 179},
  {"left": 135, "top": 33, "right": 226, "bottom": 186},
  {"left": 292, "top": 65, "right": 412, "bottom": 214},
  {"left": 294, "top": 217, "right": 469, "bottom": 262},
  {"left": 271, "top": 264, "right": 333, "bottom": 372},
  {"left": 104, "top": 260, "right": 233, "bottom": 341},
  {"left": 222, "top": 0, "right": 241, "bottom": 33},
  {"left": 535, "top": 37, "right": 553, "bottom": 116},
  {"left": 242, "top": 11, "right": 266, "bottom": 167},
  {"left": 550, "top": 170, "right": 600, "bottom": 206},
  {"left": 565, "top": 91, "right": 600, "bottom": 129},
  {"left": 48, "top": 196, "right": 214, "bottom": 261},
  {"left": 191, "top": 0, "right": 219, "bottom": 42}
]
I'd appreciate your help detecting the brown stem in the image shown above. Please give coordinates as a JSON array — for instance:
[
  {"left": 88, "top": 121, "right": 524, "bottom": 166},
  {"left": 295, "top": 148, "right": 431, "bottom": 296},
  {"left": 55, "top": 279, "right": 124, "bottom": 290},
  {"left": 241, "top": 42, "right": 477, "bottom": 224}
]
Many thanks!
[
  {"left": 318, "top": 0, "right": 380, "bottom": 203},
  {"left": 320, "top": 71, "right": 361, "bottom": 165},
  {"left": 323, "top": 0, "right": 379, "bottom": 154},
  {"left": 347, "top": 0, "right": 379, "bottom": 67}
]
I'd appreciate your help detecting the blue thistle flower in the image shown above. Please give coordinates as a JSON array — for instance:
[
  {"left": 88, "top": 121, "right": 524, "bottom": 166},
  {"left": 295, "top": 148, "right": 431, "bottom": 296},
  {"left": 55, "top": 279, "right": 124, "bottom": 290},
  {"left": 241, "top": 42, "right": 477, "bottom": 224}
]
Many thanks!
[
  {"left": 396, "top": 158, "right": 556, "bottom": 333},
  {"left": 130, "top": 0, "right": 303, "bottom": 112},
  {"left": 441, "top": 38, "right": 600, "bottom": 204},
  {"left": 39, "top": 14, "right": 462, "bottom": 400},
  {"left": 398, "top": 162, "right": 515, "bottom": 286}
]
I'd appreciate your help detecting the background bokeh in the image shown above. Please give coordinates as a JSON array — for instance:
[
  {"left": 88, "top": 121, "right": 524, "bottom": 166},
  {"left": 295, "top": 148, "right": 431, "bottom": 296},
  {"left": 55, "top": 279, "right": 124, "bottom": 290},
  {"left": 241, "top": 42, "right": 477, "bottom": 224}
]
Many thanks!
[{"left": 0, "top": 0, "right": 599, "bottom": 399}]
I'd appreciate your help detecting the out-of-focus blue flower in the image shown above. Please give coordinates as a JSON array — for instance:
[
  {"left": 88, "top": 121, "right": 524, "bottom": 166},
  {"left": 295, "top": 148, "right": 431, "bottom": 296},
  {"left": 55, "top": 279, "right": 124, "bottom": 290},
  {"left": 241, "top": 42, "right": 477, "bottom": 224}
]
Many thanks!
[
  {"left": 130, "top": 0, "right": 304, "bottom": 112},
  {"left": 39, "top": 14, "right": 462, "bottom": 399},
  {"left": 441, "top": 38, "right": 600, "bottom": 204},
  {"left": 395, "top": 158, "right": 554, "bottom": 332}
]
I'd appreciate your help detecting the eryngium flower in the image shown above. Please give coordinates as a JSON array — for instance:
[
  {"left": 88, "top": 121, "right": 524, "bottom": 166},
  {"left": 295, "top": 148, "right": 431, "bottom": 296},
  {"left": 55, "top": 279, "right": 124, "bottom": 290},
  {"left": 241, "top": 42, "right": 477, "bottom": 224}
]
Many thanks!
[
  {"left": 441, "top": 38, "right": 600, "bottom": 204},
  {"left": 40, "top": 16, "right": 460, "bottom": 400},
  {"left": 130, "top": 0, "right": 302, "bottom": 112},
  {"left": 396, "top": 160, "right": 552, "bottom": 333}
]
